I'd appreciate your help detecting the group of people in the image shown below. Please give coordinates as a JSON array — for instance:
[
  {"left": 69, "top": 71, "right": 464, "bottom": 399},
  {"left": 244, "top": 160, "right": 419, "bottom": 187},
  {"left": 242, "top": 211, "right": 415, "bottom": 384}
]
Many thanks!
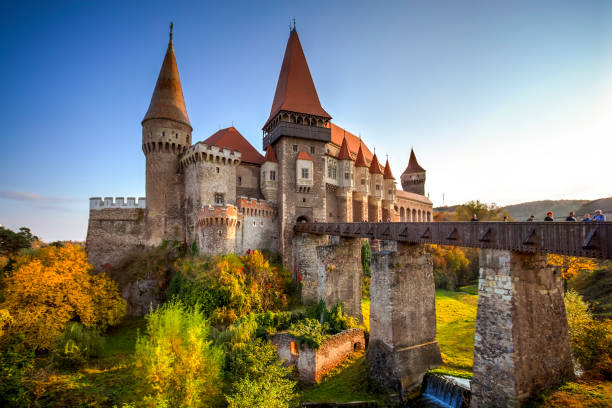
[
  {"left": 528, "top": 209, "right": 606, "bottom": 222},
  {"left": 468, "top": 210, "right": 607, "bottom": 222}
]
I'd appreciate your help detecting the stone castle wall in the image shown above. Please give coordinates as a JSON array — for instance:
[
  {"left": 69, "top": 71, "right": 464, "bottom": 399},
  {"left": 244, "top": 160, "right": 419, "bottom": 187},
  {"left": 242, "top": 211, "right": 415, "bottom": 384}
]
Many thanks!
[
  {"left": 85, "top": 200, "right": 146, "bottom": 270},
  {"left": 236, "top": 197, "right": 278, "bottom": 253},
  {"left": 236, "top": 162, "right": 263, "bottom": 199}
]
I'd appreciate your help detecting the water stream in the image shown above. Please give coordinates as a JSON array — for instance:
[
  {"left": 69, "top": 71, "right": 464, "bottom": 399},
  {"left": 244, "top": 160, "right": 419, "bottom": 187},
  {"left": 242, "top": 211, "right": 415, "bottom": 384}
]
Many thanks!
[{"left": 409, "top": 374, "right": 471, "bottom": 408}]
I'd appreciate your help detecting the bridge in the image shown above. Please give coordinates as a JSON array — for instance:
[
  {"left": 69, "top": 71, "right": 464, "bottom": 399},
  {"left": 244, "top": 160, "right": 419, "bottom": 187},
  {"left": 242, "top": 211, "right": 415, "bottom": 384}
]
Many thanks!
[{"left": 292, "top": 221, "right": 611, "bottom": 406}]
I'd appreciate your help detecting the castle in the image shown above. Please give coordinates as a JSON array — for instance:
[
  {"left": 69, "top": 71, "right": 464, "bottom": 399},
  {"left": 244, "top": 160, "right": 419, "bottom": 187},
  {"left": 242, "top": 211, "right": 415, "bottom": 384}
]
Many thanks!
[{"left": 86, "top": 25, "right": 432, "bottom": 270}]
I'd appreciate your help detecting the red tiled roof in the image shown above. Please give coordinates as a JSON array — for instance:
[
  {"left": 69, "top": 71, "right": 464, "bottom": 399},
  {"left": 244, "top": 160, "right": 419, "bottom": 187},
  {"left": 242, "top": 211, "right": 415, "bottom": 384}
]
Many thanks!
[
  {"left": 354, "top": 144, "right": 368, "bottom": 167},
  {"left": 264, "top": 145, "right": 278, "bottom": 163},
  {"left": 369, "top": 154, "right": 383, "bottom": 174},
  {"left": 383, "top": 160, "right": 395, "bottom": 179},
  {"left": 264, "top": 29, "right": 331, "bottom": 128},
  {"left": 328, "top": 122, "right": 373, "bottom": 162},
  {"left": 297, "top": 151, "right": 313, "bottom": 161},
  {"left": 403, "top": 148, "right": 425, "bottom": 174},
  {"left": 337, "top": 135, "right": 352, "bottom": 160},
  {"left": 143, "top": 37, "right": 191, "bottom": 127},
  {"left": 203, "top": 127, "right": 264, "bottom": 165}
]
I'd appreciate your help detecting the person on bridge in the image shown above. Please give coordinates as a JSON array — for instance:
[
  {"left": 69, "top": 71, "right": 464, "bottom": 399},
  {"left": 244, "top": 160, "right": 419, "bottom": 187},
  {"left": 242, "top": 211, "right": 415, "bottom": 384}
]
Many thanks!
[
  {"left": 544, "top": 211, "right": 554, "bottom": 221},
  {"left": 566, "top": 212, "right": 577, "bottom": 221},
  {"left": 583, "top": 213, "right": 592, "bottom": 222},
  {"left": 471, "top": 214, "right": 479, "bottom": 222},
  {"left": 593, "top": 210, "right": 606, "bottom": 222},
  {"left": 527, "top": 215, "right": 535, "bottom": 222}
]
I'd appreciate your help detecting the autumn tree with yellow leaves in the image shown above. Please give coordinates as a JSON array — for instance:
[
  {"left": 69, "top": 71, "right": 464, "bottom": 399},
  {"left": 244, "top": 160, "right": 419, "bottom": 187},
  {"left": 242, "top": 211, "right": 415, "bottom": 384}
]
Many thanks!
[
  {"left": 547, "top": 254, "right": 597, "bottom": 281},
  {"left": 0, "top": 244, "right": 125, "bottom": 349}
]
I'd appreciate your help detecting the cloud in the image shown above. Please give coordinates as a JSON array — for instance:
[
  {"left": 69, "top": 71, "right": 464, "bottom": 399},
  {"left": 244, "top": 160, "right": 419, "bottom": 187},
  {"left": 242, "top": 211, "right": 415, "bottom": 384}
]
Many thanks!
[{"left": 0, "top": 190, "right": 76, "bottom": 203}]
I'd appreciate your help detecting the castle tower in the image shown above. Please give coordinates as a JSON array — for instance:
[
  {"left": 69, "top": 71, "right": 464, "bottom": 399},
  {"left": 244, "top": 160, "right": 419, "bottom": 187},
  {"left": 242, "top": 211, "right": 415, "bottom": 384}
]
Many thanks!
[
  {"left": 263, "top": 26, "right": 332, "bottom": 266},
  {"left": 382, "top": 159, "right": 396, "bottom": 221},
  {"left": 352, "top": 143, "right": 369, "bottom": 222},
  {"left": 261, "top": 145, "right": 279, "bottom": 202},
  {"left": 336, "top": 135, "right": 354, "bottom": 222},
  {"left": 368, "top": 153, "right": 383, "bottom": 222},
  {"left": 401, "top": 148, "right": 426, "bottom": 196},
  {"left": 141, "top": 24, "right": 192, "bottom": 245}
]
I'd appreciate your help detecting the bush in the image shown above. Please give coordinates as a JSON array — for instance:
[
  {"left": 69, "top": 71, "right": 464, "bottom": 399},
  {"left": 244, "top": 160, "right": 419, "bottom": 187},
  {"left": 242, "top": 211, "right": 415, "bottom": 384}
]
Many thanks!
[
  {"left": 288, "top": 318, "right": 329, "bottom": 349},
  {"left": 312, "top": 300, "right": 357, "bottom": 334},
  {"left": 52, "top": 322, "right": 104, "bottom": 367},
  {"left": 225, "top": 340, "right": 298, "bottom": 408},
  {"left": 564, "top": 289, "right": 612, "bottom": 377},
  {"left": 0, "top": 244, "right": 125, "bottom": 349},
  {"left": 134, "top": 301, "right": 224, "bottom": 407},
  {"left": 0, "top": 334, "right": 34, "bottom": 407}
]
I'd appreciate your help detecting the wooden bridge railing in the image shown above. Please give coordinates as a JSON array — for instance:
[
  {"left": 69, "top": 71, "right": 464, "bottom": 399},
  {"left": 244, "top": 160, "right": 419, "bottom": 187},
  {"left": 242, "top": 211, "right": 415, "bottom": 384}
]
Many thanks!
[{"left": 294, "top": 221, "right": 612, "bottom": 259}]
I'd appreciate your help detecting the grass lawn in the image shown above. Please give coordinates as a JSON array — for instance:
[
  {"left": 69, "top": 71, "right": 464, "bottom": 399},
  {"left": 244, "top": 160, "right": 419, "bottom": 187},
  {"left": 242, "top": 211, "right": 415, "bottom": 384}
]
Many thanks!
[{"left": 26, "top": 316, "right": 145, "bottom": 407}]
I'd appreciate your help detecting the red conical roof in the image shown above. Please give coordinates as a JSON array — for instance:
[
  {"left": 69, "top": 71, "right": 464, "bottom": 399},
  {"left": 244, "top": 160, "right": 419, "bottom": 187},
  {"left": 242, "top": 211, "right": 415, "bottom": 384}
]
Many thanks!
[
  {"left": 264, "top": 29, "right": 331, "bottom": 129},
  {"left": 355, "top": 143, "right": 368, "bottom": 167},
  {"left": 383, "top": 160, "right": 395, "bottom": 179},
  {"left": 403, "top": 149, "right": 426, "bottom": 174},
  {"left": 204, "top": 127, "right": 264, "bottom": 164},
  {"left": 369, "top": 153, "right": 383, "bottom": 174},
  {"left": 264, "top": 145, "right": 278, "bottom": 163},
  {"left": 143, "top": 29, "right": 191, "bottom": 127},
  {"left": 337, "top": 135, "right": 352, "bottom": 160}
]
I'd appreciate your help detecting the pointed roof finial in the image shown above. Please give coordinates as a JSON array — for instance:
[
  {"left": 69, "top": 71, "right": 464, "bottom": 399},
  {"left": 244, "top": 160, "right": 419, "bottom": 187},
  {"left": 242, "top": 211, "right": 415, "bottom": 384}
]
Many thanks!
[
  {"left": 293, "top": 17, "right": 296, "bottom": 31},
  {"left": 170, "top": 22, "right": 173, "bottom": 42}
]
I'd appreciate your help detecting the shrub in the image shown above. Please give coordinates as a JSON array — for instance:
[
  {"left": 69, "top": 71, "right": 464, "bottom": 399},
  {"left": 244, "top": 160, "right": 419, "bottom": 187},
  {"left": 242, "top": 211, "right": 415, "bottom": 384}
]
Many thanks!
[
  {"left": 0, "top": 244, "right": 125, "bottom": 349},
  {"left": 564, "top": 289, "right": 612, "bottom": 377},
  {"left": 288, "top": 318, "right": 329, "bottom": 349},
  {"left": 0, "top": 334, "right": 34, "bottom": 407},
  {"left": 134, "top": 301, "right": 224, "bottom": 407},
  {"left": 225, "top": 340, "right": 298, "bottom": 408},
  {"left": 52, "top": 322, "right": 104, "bottom": 367}
]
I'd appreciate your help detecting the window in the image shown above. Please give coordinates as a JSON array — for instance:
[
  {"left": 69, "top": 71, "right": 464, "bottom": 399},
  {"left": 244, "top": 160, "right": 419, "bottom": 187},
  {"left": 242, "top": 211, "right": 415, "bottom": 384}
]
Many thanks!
[
  {"left": 293, "top": 145, "right": 298, "bottom": 152},
  {"left": 376, "top": 184, "right": 380, "bottom": 191},
  {"left": 301, "top": 168, "right": 309, "bottom": 179},
  {"left": 216, "top": 167, "right": 220, "bottom": 173},
  {"left": 361, "top": 178, "right": 366, "bottom": 185},
  {"left": 269, "top": 170, "right": 276, "bottom": 181},
  {"left": 237, "top": 176, "right": 242, "bottom": 185},
  {"left": 162, "top": 131, "right": 165, "bottom": 137},
  {"left": 310, "top": 146, "right": 315, "bottom": 154},
  {"left": 345, "top": 172, "right": 350, "bottom": 180},
  {"left": 215, "top": 194, "right": 224, "bottom": 205}
]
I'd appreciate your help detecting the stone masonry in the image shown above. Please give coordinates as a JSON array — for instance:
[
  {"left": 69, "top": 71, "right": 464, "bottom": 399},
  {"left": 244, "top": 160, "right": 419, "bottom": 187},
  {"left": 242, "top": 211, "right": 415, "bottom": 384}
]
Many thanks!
[
  {"left": 366, "top": 242, "right": 442, "bottom": 398},
  {"left": 471, "top": 249, "right": 574, "bottom": 407}
]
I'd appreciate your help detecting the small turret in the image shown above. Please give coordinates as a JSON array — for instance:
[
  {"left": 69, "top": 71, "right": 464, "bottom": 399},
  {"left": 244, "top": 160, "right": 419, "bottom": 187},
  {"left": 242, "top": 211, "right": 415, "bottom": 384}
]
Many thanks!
[
  {"left": 382, "top": 159, "right": 396, "bottom": 221},
  {"left": 401, "top": 149, "right": 426, "bottom": 196},
  {"left": 337, "top": 135, "right": 354, "bottom": 189},
  {"left": 354, "top": 143, "right": 369, "bottom": 195},
  {"left": 261, "top": 145, "right": 279, "bottom": 202},
  {"left": 369, "top": 153, "right": 383, "bottom": 200}
]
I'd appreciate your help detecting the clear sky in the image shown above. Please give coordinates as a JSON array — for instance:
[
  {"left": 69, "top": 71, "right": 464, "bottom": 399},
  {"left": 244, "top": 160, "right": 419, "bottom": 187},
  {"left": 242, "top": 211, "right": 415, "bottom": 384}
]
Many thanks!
[{"left": 1, "top": 0, "right": 611, "bottom": 241}]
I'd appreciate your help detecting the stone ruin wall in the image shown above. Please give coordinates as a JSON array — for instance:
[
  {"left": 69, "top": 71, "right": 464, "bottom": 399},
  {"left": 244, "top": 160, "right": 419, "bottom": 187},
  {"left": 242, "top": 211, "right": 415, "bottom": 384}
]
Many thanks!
[{"left": 85, "top": 197, "right": 146, "bottom": 271}]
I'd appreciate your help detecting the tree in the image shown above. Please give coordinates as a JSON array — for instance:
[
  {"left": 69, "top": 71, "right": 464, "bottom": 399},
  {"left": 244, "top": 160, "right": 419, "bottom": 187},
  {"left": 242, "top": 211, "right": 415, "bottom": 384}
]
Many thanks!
[
  {"left": 134, "top": 301, "right": 224, "bottom": 407},
  {"left": 0, "top": 227, "right": 33, "bottom": 257},
  {"left": 0, "top": 244, "right": 125, "bottom": 349},
  {"left": 547, "top": 254, "right": 597, "bottom": 281},
  {"left": 455, "top": 200, "right": 511, "bottom": 221}
]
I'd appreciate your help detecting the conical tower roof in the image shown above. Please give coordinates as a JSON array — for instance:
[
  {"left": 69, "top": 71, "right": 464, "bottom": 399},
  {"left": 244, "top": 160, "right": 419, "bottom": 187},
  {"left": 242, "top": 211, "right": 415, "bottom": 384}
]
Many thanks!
[
  {"left": 383, "top": 159, "right": 395, "bottom": 179},
  {"left": 264, "top": 145, "right": 278, "bottom": 163},
  {"left": 355, "top": 143, "right": 368, "bottom": 167},
  {"left": 369, "top": 153, "right": 383, "bottom": 174},
  {"left": 143, "top": 24, "right": 191, "bottom": 128},
  {"left": 337, "top": 135, "right": 352, "bottom": 160},
  {"left": 403, "top": 148, "right": 425, "bottom": 174},
  {"left": 264, "top": 28, "right": 331, "bottom": 129}
]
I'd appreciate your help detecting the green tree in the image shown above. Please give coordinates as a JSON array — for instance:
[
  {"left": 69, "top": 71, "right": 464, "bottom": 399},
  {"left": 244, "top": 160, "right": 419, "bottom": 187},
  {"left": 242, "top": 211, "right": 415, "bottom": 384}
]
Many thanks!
[{"left": 455, "top": 200, "right": 511, "bottom": 221}]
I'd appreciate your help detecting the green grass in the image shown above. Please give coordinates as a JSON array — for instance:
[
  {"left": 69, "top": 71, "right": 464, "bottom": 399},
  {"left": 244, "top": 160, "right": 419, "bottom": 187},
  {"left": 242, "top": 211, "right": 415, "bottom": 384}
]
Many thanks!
[{"left": 299, "top": 351, "right": 390, "bottom": 404}]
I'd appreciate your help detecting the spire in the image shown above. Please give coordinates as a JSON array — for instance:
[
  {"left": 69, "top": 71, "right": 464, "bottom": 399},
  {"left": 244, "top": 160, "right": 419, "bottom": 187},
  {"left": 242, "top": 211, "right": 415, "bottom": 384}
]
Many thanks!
[
  {"left": 403, "top": 148, "right": 425, "bottom": 174},
  {"left": 264, "top": 28, "right": 331, "bottom": 129},
  {"left": 383, "top": 159, "right": 395, "bottom": 179},
  {"left": 355, "top": 143, "right": 368, "bottom": 167},
  {"left": 264, "top": 145, "right": 278, "bottom": 163},
  {"left": 142, "top": 23, "right": 191, "bottom": 128},
  {"left": 337, "top": 135, "right": 352, "bottom": 160},
  {"left": 369, "top": 153, "right": 383, "bottom": 174}
]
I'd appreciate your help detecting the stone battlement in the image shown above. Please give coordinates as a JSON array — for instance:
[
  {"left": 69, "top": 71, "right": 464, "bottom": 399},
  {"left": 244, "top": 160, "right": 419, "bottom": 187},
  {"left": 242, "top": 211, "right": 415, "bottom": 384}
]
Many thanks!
[
  {"left": 237, "top": 196, "right": 277, "bottom": 217},
  {"left": 197, "top": 204, "right": 241, "bottom": 226},
  {"left": 90, "top": 197, "right": 146, "bottom": 210},
  {"left": 180, "top": 142, "right": 242, "bottom": 167}
]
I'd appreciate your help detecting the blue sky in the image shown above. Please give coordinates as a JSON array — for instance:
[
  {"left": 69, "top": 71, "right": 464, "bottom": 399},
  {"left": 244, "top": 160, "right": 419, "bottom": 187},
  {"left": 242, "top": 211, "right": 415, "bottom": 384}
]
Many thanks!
[{"left": 1, "top": 0, "right": 611, "bottom": 241}]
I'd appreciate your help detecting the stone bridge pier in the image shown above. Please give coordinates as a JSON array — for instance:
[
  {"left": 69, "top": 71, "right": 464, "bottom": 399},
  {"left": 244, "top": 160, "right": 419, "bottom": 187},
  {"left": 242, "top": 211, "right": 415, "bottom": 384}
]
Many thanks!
[
  {"left": 366, "top": 242, "right": 442, "bottom": 398},
  {"left": 472, "top": 249, "right": 574, "bottom": 407},
  {"left": 293, "top": 233, "right": 363, "bottom": 321}
]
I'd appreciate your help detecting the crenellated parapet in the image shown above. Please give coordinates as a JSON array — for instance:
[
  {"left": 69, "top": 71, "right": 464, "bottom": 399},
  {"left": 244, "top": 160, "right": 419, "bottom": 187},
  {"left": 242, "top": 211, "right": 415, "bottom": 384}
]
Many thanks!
[
  {"left": 180, "top": 142, "right": 242, "bottom": 168},
  {"left": 237, "top": 197, "right": 277, "bottom": 218},
  {"left": 197, "top": 204, "right": 241, "bottom": 227},
  {"left": 90, "top": 196, "right": 146, "bottom": 210}
]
